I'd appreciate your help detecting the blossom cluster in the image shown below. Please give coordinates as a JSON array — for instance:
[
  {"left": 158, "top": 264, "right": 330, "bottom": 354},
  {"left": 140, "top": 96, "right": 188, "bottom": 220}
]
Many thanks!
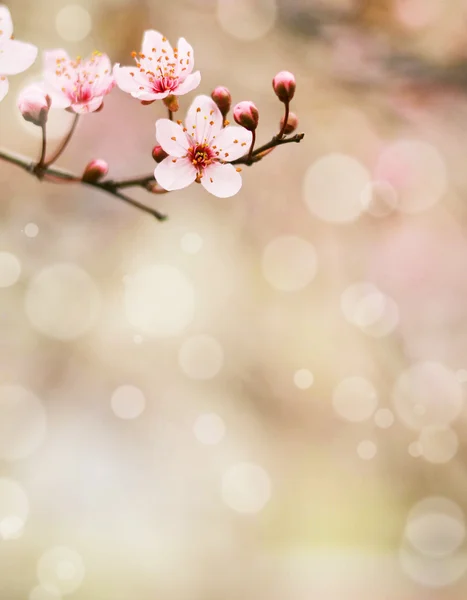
[{"left": 1, "top": 5, "right": 299, "bottom": 199}]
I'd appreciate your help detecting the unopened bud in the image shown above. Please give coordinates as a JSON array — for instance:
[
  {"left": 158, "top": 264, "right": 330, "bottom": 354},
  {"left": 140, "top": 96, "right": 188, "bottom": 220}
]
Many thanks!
[
  {"left": 152, "top": 145, "right": 168, "bottom": 163},
  {"left": 233, "top": 101, "right": 259, "bottom": 131},
  {"left": 211, "top": 86, "right": 231, "bottom": 117},
  {"left": 273, "top": 71, "right": 296, "bottom": 103},
  {"left": 280, "top": 111, "right": 299, "bottom": 134},
  {"left": 17, "top": 84, "right": 51, "bottom": 127},
  {"left": 163, "top": 94, "right": 179, "bottom": 112},
  {"left": 82, "top": 159, "right": 108, "bottom": 183}
]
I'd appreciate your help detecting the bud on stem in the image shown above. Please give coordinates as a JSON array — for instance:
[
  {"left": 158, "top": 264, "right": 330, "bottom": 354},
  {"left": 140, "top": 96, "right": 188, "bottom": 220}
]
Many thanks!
[
  {"left": 152, "top": 145, "right": 168, "bottom": 163},
  {"left": 272, "top": 71, "right": 296, "bottom": 103},
  {"left": 211, "top": 86, "right": 232, "bottom": 118},
  {"left": 17, "top": 84, "right": 51, "bottom": 127},
  {"left": 280, "top": 111, "right": 299, "bottom": 135},
  {"left": 82, "top": 159, "right": 109, "bottom": 183},
  {"left": 233, "top": 101, "right": 259, "bottom": 131}
]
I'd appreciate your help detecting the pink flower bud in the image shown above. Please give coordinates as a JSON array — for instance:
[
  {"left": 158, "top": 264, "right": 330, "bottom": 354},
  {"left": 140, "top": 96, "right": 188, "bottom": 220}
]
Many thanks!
[
  {"left": 82, "top": 159, "right": 108, "bottom": 183},
  {"left": 233, "top": 101, "right": 259, "bottom": 131},
  {"left": 152, "top": 145, "right": 168, "bottom": 163},
  {"left": 211, "top": 86, "right": 232, "bottom": 117},
  {"left": 273, "top": 71, "right": 296, "bottom": 103},
  {"left": 17, "top": 84, "right": 51, "bottom": 127},
  {"left": 280, "top": 111, "right": 299, "bottom": 134}
]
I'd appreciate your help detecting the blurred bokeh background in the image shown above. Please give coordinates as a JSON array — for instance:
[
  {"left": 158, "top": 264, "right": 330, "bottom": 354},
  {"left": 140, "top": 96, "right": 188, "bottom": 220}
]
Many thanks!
[{"left": 2, "top": 0, "right": 467, "bottom": 598}]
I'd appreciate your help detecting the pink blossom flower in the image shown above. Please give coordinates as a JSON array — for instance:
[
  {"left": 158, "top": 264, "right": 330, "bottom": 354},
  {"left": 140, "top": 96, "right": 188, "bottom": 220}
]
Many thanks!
[
  {"left": 0, "top": 6, "right": 38, "bottom": 102},
  {"left": 113, "top": 30, "right": 201, "bottom": 102},
  {"left": 154, "top": 95, "right": 252, "bottom": 198},
  {"left": 17, "top": 83, "right": 51, "bottom": 126},
  {"left": 41, "top": 49, "right": 115, "bottom": 114}
]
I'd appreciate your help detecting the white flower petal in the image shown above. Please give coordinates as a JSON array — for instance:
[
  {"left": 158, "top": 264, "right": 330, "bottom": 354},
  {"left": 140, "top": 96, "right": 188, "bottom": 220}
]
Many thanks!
[
  {"left": 155, "top": 156, "right": 197, "bottom": 191},
  {"left": 133, "top": 89, "right": 169, "bottom": 101},
  {"left": 113, "top": 64, "right": 140, "bottom": 93},
  {"left": 42, "top": 82, "right": 71, "bottom": 109},
  {"left": 177, "top": 37, "right": 194, "bottom": 76},
  {"left": 0, "top": 6, "right": 13, "bottom": 41},
  {"left": 0, "top": 39, "right": 37, "bottom": 75},
  {"left": 155, "top": 119, "right": 189, "bottom": 157},
  {"left": 0, "top": 76, "right": 9, "bottom": 102},
  {"left": 212, "top": 126, "right": 252, "bottom": 161},
  {"left": 174, "top": 71, "right": 201, "bottom": 96},
  {"left": 43, "top": 48, "right": 70, "bottom": 70},
  {"left": 185, "top": 95, "right": 223, "bottom": 144},
  {"left": 142, "top": 30, "right": 173, "bottom": 59},
  {"left": 201, "top": 163, "right": 243, "bottom": 198}
]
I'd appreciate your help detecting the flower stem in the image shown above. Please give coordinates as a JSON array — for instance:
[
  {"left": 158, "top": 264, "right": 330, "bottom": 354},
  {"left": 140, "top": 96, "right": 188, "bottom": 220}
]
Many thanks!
[
  {"left": 247, "top": 130, "right": 256, "bottom": 162},
  {"left": 44, "top": 113, "right": 80, "bottom": 167},
  {"left": 277, "top": 101, "right": 290, "bottom": 139},
  {"left": 37, "top": 123, "right": 47, "bottom": 168},
  {"left": 232, "top": 132, "right": 305, "bottom": 166},
  {"left": 168, "top": 109, "right": 174, "bottom": 121}
]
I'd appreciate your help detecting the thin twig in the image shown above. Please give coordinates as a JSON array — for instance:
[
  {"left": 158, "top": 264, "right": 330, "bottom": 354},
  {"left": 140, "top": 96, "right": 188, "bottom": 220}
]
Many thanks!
[
  {"left": 44, "top": 113, "right": 79, "bottom": 167},
  {"left": 247, "top": 130, "right": 256, "bottom": 162},
  {"left": 109, "top": 175, "right": 155, "bottom": 189},
  {"left": 37, "top": 123, "right": 47, "bottom": 168},
  {"left": 232, "top": 132, "right": 305, "bottom": 166},
  {"left": 0, "top": 147, "right": 166, "bottom": 221},
  {"left": 0, "top": 132, "right": 304, "bottom": 220},
  {"left": 277, "top": 102, "right": 290, "bottom": 140}
]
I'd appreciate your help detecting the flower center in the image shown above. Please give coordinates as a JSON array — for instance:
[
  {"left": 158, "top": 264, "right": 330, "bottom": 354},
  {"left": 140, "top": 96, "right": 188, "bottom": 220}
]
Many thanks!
[
  {"left": 152, "top": 76, "right": 178, "bottom": 93},
  {"left": 188, "top": 143, "right": 215, "bottom": 172}
]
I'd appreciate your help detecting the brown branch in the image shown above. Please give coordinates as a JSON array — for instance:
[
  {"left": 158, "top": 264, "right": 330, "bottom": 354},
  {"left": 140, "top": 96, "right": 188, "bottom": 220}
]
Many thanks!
[
  {"left": 0, "top": 132, "right": 304, "bottom": 220},
  {"left": 232, "top": 132, "right": 305, "bottom": 166},
  {"left": 0, "top": 148, "right": 167, "bottom": 221},
  {"left": 109, "top": 133, "right": 307, "bottom": 189}
]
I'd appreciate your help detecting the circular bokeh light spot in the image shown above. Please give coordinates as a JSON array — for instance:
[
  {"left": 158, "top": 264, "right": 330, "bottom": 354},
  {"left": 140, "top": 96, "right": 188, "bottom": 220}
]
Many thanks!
[
  {"left": 111, "top": 385, "right": 146, "bottom": 420},
  {"left": 293, "top": 369, "right": 314, "bottom": 390},
  {"left": 393, "top": 362, "right": 463, "bottom": 431},
  {"left": 333, "top": 376, "right": 378, "bottom": 422},
  {"left": 0, "top": 251, "right": 21, "bottom": 288},
  {"left": 262, "top": 235, "right": 317, "bottom": 292},
  {"left": 374, "top": 408, "right": 395, "bottom": 429},
  {"left": 419, "top": 426, "right": 459, "bottom": 464},
  {"left": 357, "top": 440, "right": 377, "bottom": 460},
  {"left": 124, "top": 265, "right": 195, "bottom": 337},
  {"left": 405, "top": 497, "right": 465, "bottom": 558},
  {"left": 361, "top": 180, "right": 398, "bottom": 217},
  {"left": 375, "top": 140, "right": 447, "bottom": 213},
  {"left": 217, "top": 0, "right": 277, "bottom": 41},
  {"left": 409, "top": 441, "right": 423, "bottom": 458},
  {"left": 304, "top": 153, "right": 370, "bottom": 223},
  {"left": 55, "top": 5, "right": 92, "bottom": 42},
  {"left": 24, "top": 223, "right": 39, "bottom": 238},
  {"left": 0, "top": 478, "right": 29, "bottom": 540},
  {"left": 25, "top": 263, "right": 101, "bottom": 340},
  {"left": 399, "top": 548, "right": 467, "bottom": 587},
  {"left": 193, "top": 413, "right": 226, "bottom": 445},
  {"left": 37, "top": 546, "right": 85, "bottom": 595},
  {"left": 179, "top": 334, "right": 224, "bottom": 380},
  {"left": 222, "top": 462, "right": 271, "bottom": 514}
]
